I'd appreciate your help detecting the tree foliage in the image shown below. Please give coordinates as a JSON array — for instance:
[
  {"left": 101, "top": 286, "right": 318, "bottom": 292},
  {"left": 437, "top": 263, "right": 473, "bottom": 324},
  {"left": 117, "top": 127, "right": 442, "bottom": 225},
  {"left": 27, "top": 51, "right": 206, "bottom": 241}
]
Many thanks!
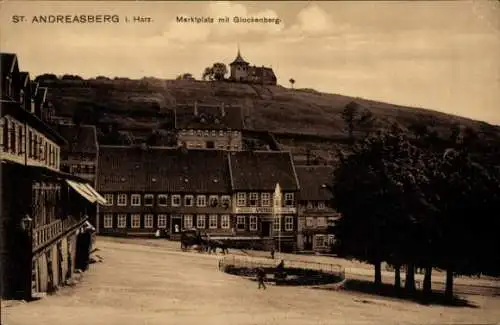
[
  {"left": 202, "top": 63, "right": 228, "bottom": 81},
  {"left": 331, "top": 122, "right": 500, "bottom": 301}
]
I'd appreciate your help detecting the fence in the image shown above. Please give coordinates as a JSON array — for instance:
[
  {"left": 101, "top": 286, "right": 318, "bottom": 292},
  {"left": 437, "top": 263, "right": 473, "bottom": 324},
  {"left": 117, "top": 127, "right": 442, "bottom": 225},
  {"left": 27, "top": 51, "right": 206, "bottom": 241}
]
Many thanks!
[{"left": 218, "top": 255, "right": 345, "bottom": 280}]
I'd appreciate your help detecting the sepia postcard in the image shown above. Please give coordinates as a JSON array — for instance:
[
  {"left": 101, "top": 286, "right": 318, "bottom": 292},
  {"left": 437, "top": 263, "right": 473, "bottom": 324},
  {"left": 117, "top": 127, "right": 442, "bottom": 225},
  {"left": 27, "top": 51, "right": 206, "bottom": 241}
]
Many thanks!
[{"left": 1, "top": 1, "right": 499, "bottom": 325}]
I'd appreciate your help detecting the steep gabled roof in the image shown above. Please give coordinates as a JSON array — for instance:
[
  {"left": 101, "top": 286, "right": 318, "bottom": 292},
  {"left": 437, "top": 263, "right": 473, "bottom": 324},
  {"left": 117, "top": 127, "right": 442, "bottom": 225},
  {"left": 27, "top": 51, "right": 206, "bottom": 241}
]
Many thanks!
[
  {"left": 19, "top": 71, "right": 30, "bottom": 87},
  {"left": 0, "top": 53, "right": 18, "bottom": 77},
  {"left": 175, "top": 103, "right": 244, "bottom": 130},
  {"left": 230, "top": 49, "right": 249, "bottom": 66},
  {"left": 97, "top": 147, "right": 231, "bottom": 193},
  {"left": 228, "top": 151, "right": 299, "bottom": 191},
  {"left": 295, "top": 165, "right": 334, "bottom": 201}
]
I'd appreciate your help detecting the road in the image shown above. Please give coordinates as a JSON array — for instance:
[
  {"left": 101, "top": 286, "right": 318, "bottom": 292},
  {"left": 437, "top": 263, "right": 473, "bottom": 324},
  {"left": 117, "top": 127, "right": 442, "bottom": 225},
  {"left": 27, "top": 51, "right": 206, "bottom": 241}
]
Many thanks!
[{"left": 2, "top": 237, "right": 500, "bottom": 325}]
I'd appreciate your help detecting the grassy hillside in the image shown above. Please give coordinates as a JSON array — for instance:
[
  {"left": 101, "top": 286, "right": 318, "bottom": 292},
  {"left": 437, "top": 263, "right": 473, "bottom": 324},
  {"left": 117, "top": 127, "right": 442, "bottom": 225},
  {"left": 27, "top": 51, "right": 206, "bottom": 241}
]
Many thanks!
[{"left": 41, "top": 77, "right": 500, "bottom": 162}]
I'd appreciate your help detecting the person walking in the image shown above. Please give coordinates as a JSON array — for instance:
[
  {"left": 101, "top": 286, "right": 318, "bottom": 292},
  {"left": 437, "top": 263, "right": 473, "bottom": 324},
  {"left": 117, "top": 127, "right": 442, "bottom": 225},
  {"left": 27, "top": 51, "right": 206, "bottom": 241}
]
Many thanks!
[
  {"left": 257, "top": 267, "right": 267, "bottom": 290},
  {"left": 270, "top": 247, "right": 275, "bottom": 259}
]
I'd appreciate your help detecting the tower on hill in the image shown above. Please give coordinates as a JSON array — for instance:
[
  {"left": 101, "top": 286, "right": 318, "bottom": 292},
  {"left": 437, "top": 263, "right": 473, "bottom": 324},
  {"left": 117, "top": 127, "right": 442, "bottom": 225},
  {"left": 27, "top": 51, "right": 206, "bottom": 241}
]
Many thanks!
[{"left": 228, "top": 46, "right": 277, "bottom": 86}]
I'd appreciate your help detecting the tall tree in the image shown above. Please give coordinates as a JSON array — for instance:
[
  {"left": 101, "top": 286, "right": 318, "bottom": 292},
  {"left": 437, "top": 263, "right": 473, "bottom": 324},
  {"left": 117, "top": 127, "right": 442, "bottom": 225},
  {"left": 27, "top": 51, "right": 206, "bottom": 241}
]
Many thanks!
[{"left": 289, "top": 78, "right": 295, "bottom": 89}]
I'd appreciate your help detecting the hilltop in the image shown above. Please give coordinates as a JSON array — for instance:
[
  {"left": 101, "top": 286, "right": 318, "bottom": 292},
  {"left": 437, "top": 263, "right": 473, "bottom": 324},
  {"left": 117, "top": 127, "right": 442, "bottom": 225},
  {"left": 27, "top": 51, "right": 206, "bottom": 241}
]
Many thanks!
[{"left": 40, "top": 77, "right": 500, "bottom": 162}]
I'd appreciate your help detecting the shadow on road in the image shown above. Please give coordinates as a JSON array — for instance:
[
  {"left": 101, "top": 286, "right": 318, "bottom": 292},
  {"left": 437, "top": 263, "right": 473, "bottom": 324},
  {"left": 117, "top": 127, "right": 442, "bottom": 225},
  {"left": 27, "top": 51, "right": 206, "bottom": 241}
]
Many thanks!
[{"left": 314, "top": 279, "right": 480, "bottom": 308}]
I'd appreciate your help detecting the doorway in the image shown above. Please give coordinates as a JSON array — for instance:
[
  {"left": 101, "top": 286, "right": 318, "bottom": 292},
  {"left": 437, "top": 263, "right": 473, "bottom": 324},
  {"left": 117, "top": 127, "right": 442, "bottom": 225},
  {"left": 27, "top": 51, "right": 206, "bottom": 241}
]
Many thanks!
[
  {"left": 261, "top": 222, "right": 271, "bottom": 237},
  {"left": 304, "top": 235, "right": 313, "bottom": 251},
  {"left": 171, "top": 216, "right": 182, "bottom": 235}
]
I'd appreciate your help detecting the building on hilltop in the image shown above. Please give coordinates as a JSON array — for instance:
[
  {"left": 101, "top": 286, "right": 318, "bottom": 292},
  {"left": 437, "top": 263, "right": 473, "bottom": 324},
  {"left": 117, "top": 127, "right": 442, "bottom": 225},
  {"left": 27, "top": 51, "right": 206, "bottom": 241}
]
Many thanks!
[
  {"left": 228, "top": 48, "right": 277, "bottom": 85},
  {"left": 0, "top": 52, "right": 106, "bottom": 300},
  {"left": 295, "top": 165, "right": 341, "bottom": 253},
  {"left": 175, "top": 101, "right": 244, "bottom": 151}
]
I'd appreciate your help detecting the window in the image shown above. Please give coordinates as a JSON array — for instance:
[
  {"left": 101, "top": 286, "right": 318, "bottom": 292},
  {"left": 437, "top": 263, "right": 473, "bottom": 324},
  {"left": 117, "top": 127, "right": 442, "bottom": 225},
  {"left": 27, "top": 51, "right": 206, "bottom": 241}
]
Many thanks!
[
  {"left": 131, "top": 214, "right": 141, "bottom": 228},
  {"left": 306, "top": 217, "right": 315, "bottom": 227},
  {"left": 158, "top": 194, "right": 168, "bottom": 206},
  {"left": 184, "top": 215, "right": 193, "bottom": 229},
  {"left": 117, "top": 214, "right": 127, "bottom": 228},
  {"left": 103, "top": 214, "right": 113, "bottom": 228},
  {"left": 117, "top": 194, "right": 127, "bottom": 206},
  {"left": 158, "top": 214, "right": 167, "bottom": 228},
  {"left": 261, "top": 193, "right": 270, "bottom": 207},
  {"left": 306, "top": 201, "right": 313, "bottom": 209},
  {"left": 249, "top": 193, "right": 258, "bottom": 206},
  {"left": 184, "top": 195, "right": 193, "bottom": 207},
  {"left": 236, "top": 216, "right": 245, "bottom": 231},
  {"left": 317, "top": 217, "right": 327, "bottom": 227},
  {"left": 318, "top": 201, "right": 326, "bottom": 209},
  {"left": 209, "top": 215, "right": 218, "bottom": 229},
  {"left": 219, "top": 130, "right": 224, "bottom": 137},
  {"left": 249, "top": 215, "right": 258, "bottom": 231},
  {"left": 172, "top": 195, "right": 181, "bottom": 207},
  {"left": 236, "top": 193, "right": 246, "bottom": 207},
  {"left": 211, "top": 130, "right": 216, "bottom": 137},
  {"left": 221, "top": 215, "right": 230, "bottom": 229},
  {"left": 221, "top": 196, "right": 231, "bottom": 208},
  {"left": 197, "top": 215, "right": 206, "bottom": 229},
  {"left": 189, "top": 130, "right": 194, "bottom": 135},
  {"left": 131, "top": 194, "right": 141, "bottom": 206},
  {"left": 233, "top": 144, "right": 239, "bottom": 151},
  {"left": 204, "top": 130, "right": 209, "bottom": 137},
  {"left": 284, "top": 193, "right": 294, "bottom": 207},
  {"left": 144, "top": 194, "right": 154, "bottom": 206},
  {"left": 196, "top": 195, "right": 206, "bottom": 207},
  {"left": 315, "top": 235, "right": 327, "bottom": 248},
  {"left": 144, "top": 214, "right": 154, "bottom": 228},
  {"left": 273, "top": 217, "right": 281, "bottom": 232},
  {"left": 104, "top": 194, "right": 114, "bottom": 206},
  {"left": 209, "top": 195, "right": 219, "bottom": 207},
  {"left": 285, "top": 216, "right": 294, "bottom": 231}
]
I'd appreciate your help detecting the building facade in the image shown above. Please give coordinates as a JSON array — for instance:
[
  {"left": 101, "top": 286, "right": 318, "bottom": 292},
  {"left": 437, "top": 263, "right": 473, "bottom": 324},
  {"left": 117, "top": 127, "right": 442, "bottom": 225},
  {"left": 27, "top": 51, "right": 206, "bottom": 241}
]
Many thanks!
[
  {"left": 0, "top": 53, "right": 106, "bottom": 300},
  {"left": 228, "top": 49, "right": 277, "bottom": 85},
  {"left": 295, "top": 165, "right": 340, "bottom": 253},
  {"left": 56, "top": 124, "right": 99, "bottom": 186},
  {"left": 228, "top": 151, "right": 300, "bottom": 251},
  {"left": 96, "top": 147, "right": 300, "bottom": 251},
  {"left": 175, "top": 101, "right": 244, "bottom": 151}
]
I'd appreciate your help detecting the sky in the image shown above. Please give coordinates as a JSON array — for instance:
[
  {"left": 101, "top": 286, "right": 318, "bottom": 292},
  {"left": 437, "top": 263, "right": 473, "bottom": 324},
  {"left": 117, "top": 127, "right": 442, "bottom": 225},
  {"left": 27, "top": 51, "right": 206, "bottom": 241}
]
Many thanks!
[{"left": 1, "top": 1, "right": 499, "bottom": 124}]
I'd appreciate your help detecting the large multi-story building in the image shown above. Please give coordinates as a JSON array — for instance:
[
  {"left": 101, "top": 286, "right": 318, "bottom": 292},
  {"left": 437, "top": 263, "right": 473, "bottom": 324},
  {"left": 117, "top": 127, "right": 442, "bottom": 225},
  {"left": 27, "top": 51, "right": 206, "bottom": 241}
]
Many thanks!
[
  {"left": 0, "top": 53, "right": 106, "bottom": 300},
  {"left": 175, "top": 101, "right": 244, "bottom": 151},
  {"left": 295, "top": 165, "right": 340, "bottom": 253},
  {"left": 229, "top": 151, "right": 300, "bottom": 251},
  {"left": 96, "top": 147, "right": 300, "bottom": 251}
]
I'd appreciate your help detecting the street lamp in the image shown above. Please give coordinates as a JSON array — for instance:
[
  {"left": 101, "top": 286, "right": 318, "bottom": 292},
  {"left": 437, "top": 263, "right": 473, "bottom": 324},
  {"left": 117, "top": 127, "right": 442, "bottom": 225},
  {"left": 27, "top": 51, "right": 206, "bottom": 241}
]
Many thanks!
[{"left": 20, "top": 214, "right": 33, "bottom": 232}]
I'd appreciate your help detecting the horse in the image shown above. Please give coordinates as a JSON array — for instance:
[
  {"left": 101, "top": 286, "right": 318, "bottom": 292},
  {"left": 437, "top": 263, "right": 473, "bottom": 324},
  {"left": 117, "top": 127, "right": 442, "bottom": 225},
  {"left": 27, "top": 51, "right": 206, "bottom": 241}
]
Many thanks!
[{"left": 207, "top": 239, "right": 229, "bottom": 255}]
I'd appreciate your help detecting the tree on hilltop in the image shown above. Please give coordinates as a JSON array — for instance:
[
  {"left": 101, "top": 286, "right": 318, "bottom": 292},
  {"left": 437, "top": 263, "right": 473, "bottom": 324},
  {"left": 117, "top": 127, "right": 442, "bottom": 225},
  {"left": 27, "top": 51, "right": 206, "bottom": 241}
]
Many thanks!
[{"left": 202, "top": 63, "right": 228, "bottom": 81}]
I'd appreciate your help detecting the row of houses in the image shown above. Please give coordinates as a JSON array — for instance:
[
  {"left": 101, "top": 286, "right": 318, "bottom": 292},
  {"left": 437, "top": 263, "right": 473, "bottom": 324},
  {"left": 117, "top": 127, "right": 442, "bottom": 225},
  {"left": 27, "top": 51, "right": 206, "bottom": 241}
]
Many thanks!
[
  {"left": 1, "top": 53, "right": 106, "bottom": 300},
  {"left": 93, "top": 146, "right": 339, "bottom": 253}
]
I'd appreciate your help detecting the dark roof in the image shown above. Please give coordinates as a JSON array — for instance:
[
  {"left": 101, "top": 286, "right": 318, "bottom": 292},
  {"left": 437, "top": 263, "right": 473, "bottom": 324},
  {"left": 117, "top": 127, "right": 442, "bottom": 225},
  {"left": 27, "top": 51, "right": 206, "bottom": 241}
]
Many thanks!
[
  {"left": 36, "top": 87, "right": 48, "bottom": 106},
  {"left": 175, "top": 103, "right": 244, "bottom": 130},
  {"left": 19, "top": 71, "right": 30, "bottom": 86},
  {"left": 0, "top": 53, "right": 18, "bottom": 78},
  {"left": 57, "top": 124, "right": 98, "bottom": 154},
  {"left": 251, "top": 66, "right": 276, "bottom": 78},
  {"left": 30, "top": 81, "right": 39, "bottom": 97},
  {"left": 97, "top": 147, "right": 231, "bottom": 193},
  {"left": 230, "top": 50, "right": 249, "bottom": 66},
  {"left": 295, "top": 165, "right": 334, "bottom": 201},
  {"left": 228, "top": 151, "right": 299, "bottom": 191}
]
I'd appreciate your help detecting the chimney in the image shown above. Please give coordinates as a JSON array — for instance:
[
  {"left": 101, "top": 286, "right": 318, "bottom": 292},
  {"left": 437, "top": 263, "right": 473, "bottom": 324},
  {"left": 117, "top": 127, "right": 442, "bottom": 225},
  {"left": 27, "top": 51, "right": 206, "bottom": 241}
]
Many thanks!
[
  {"left": 193, "top": 101, "right": 198, "bottom": 116},
  {"left": 220, "top": 103, "right": 226, "bottom": 117}
]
